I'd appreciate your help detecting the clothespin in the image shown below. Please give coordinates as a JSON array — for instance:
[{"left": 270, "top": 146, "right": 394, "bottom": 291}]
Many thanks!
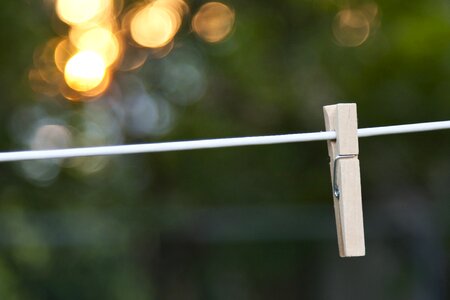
[{"left": 323, "top": 103, "right": 365, "bottom": 257}]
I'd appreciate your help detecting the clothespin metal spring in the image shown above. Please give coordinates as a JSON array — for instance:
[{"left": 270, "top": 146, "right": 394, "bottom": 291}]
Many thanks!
[{"left": 333, "top": 154, "right": 357, "bottom": 199}]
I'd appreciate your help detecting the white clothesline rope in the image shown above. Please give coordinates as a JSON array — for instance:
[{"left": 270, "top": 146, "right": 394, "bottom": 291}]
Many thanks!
[{"left": 0, "top": 120, "right": 449, "bottom": 163}]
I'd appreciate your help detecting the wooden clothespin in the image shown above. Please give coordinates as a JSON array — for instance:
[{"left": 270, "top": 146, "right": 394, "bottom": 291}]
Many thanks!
[{"left": 323, "top": 103, "right": 365, "bottom": 257}]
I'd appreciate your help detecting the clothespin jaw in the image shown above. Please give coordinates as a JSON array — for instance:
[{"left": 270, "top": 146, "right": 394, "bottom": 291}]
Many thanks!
[{"left": 323, "top": 103, "right": 365, "bottom": 257}]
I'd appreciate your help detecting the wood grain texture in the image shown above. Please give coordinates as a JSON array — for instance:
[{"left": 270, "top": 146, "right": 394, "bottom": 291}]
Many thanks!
[{"left": 323, "top": 103, "right": 365, "bottom": 257}]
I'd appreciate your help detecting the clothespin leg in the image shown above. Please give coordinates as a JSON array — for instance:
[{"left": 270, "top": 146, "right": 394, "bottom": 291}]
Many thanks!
[{"left": 323, "top": 103, "right": 365, "bottom": 257}]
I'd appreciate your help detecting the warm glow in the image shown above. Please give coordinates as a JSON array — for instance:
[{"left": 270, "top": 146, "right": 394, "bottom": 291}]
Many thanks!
[
  {"left": 32, "top": 0, "right": 239, "bottom": 100},
  {"left": 32, "top": 39, "right": 64, "bottom": 94},
  {"left": 155, "top": 0, "right": 189, "bottom": 17},
  {"left": 119, "top": 46, "right": 149, "bottom": 71},
  {"left": 59, "top": 83, "right": 83, "bottom": 101},
  {"left": 64, "top": 51, "right": 107, "bottom": 92},
  {"left": 192, "top": 2, "right": 235, "bottom": 43},
  {"left": 332, "top": 9, "right": 370, "bottom": 47},
  {"left": 54, "top": 39, "right": 75, "bottom": 72},
  {"left": 81, "top": 71, "right": 112, "bottom": 98},
  {"left": 149, "top": 40, "right": 174, "bottom": 59},
  {"left": 71, "top": 27, "right": 121, "bottom": 67},
  {"left": 130, "top": 3, "right": 181, "bottom": 48},
  {"left": 56, "top": 0, "right": 111, "bottom": 26}
]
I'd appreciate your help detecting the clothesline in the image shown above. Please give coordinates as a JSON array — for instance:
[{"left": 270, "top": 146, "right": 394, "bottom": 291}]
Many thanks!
[{"left": 0, "top": 120, "right": 449, "bottom": 163}]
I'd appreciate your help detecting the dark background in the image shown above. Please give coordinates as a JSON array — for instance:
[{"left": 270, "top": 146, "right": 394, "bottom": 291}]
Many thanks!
[{"left": 0, "top": 0, "right": 449, "bottom": 299}]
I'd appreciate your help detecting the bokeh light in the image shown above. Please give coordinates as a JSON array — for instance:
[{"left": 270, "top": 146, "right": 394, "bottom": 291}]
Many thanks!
[
  {"left": 157, "top": 47, "right": 207, "bottom": 105},
  {"left": 20, "top": 159, "right": 61, "bottom": 186},
  {"left": 118, "top": 46, "right": 149, "bottom": 71},
  {"left": 64, "top": 51, "right": 107, "bottom": 92},
  {"left": 332, "top": 9, "right": 371, "bottom": 47},
  {"left": 19, "top": 123, "right": 73, "bottom": 185},
  {"left": 30, "top": 124, "right": 72, "bottom": 151},
  {"left": 361, "top": 2, "right": 379, "bottom": 23},
  {"left": 192, "top": 2, "right": 235, "bottom": 43},
  {"left": 54, "top": 39, "right": 76, "bottom": 73},
  {"left": 70, "top": 26, "right": 121, "bottom": 67},
  {"left": 125, "top": 91, "right": 174, "bottom": 137},
  {"left": 148, "top": 40, "right": 174, "bottom": 59},
  {"left": 158, "top": 0, "right": 189, "bottom": 17},
  {"left": 130, "top": 2, "right": 182, "bottom": 48},
  {"left": 28, "top": 68, "right": 59, "bottom": 97},
  {"left": 80, "top": 71, "right": 112, "bottom": 98},
  {"left": 59, "top": 83, "right": 85, "bottom": 101},
  {"left": 33, "top": 39, "right": 63, "bottom": 85},
  {"left": 56, "top": 0, "right": 111, "bottom": 26},
  {"left": 32, "top": 0, "right": 235, "bottom": 101}
]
